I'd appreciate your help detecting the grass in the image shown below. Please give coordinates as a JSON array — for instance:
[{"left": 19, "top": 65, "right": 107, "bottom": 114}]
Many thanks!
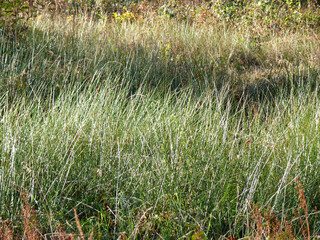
[{"left": 1, "top": 0, "right": 320, "bottom": 238}]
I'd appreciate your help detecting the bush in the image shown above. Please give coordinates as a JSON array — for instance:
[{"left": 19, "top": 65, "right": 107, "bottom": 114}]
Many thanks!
[{"left": 0, "top": 0, "right": 32, "bottom": 27}]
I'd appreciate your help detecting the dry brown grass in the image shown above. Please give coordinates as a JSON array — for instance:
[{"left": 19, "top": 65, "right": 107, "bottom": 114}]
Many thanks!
[
  {"left": 0, "top": 220, "right": 14, "bottom": 240},
  {"left": 248, "top": 178, "right": 318, "bottom": 240},
  {"left": 0, "top": 193, "right": 94, "bottom": 240},
  {"left": 295, "top": 178, "right": 310, "bottom": 240},
  {"left": 21, "top": 192, "right": 40, "bottom": 240}
]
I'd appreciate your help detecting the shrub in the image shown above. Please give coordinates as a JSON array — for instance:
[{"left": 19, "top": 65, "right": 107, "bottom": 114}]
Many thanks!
[{"left": 0, "top": 0, "right": 32, "bottom": 27}]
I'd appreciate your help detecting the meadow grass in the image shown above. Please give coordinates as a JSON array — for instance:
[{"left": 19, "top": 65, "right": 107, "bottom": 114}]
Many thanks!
[{"left": 1, "top": 1, "right": 320, "bottom": 238}]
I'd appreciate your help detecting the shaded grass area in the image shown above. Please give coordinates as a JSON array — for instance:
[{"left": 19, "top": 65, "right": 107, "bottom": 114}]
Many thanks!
[
  {"left": 1, "top": 7, "right": 320, "bottom": 239},
  {"left": 3, "top": 11, "right": 320, "bottom": 104}
]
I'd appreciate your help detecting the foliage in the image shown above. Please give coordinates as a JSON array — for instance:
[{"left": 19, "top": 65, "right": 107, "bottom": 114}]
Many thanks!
[{"left": 0, "top": 0, "right": 31, "bottom": 27}]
